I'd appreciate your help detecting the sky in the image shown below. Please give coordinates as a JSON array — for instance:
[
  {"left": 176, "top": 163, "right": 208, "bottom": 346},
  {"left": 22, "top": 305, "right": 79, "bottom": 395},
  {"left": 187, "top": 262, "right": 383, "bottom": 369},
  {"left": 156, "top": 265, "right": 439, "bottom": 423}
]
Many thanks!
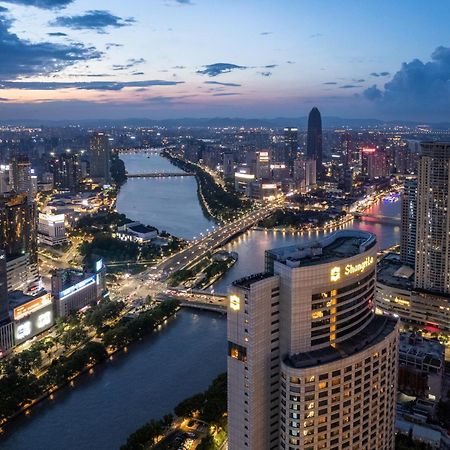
[{"left": 0, "top": 0, "right": 449, "bottom": 121}]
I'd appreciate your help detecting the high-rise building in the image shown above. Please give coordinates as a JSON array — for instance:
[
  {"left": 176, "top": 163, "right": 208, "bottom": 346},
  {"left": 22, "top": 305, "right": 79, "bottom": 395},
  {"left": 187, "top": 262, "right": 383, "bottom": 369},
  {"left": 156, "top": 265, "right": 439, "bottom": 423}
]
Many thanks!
[
  {"left": 9, "top": 155, "right": 34, "bottom": 202},
  {"left": 228, "top": 230, "right": 399, "bottom": 450},
  {"left": 50, "top": 150, "right": 82, "bottom": 191},
  {"left": 89, "top": 132, "right": 110, "bottom": 184},
  {"left": 415, "top": 142, "right": 450, "bottom": 293},
  {"left": 400, "top": 177, "right": 417, "bottom": 267},
  {"left": 293, "top": 157, "right": 316, "bottom": 192},
  {"left": 0, "top": 250, "right": 8, "bottom": 322},
  {"left": 0, "top": 164, "right": 10, "bottom": 193},
  {"left": 0, "top": 193, "right": 38, "bottom": 291},
  {"left": 223, "top": 152, "right": 234, "bottom": 180},
  {"left": 38, "top": 213, "right": 66, "bottom": 247},
  {"left": 307, "top": 107, "right": 323, "bottom": 178},
  {"left": 283, "top": 127, "right": 298, "bottom": 173},
  {"left": 362, "top": 148, "right": 389, "bottom": 180},
  {"left": 255, "top": 151, "right": 271, "bottom": 179}
]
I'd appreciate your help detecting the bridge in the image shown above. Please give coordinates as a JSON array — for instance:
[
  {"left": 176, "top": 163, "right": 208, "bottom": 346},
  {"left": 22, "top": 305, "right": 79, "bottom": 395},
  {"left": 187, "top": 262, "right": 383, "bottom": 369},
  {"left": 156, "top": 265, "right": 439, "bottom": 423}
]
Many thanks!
[
  {"left": 352, "top": 212, "right": 400, "bottom": 225},
  {"left": 127, "top": 172, "right": 195, "bottom": 178}
]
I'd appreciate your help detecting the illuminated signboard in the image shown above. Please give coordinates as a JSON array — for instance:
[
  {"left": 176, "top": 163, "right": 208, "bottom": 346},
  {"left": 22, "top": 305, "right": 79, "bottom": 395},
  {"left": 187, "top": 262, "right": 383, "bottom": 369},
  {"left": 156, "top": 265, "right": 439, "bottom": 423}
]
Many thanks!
[
  {"left": 235, "top": 173, "right": 255, "bottom": 180},
  {"left": 37, "top": 311, "right": 52, "bottom": 329},
  {"left": 59, "top": 276, "right": 95, "bottom": 300},
  {"left": 229, "top": 294, "right": 240, "bottom": 311},
  {"left": 13, "top": 293, "right": 52, "bottom": 320},
  {"left": 95, "top": 259, "right": 104, "bottom": 272},
  {"left": 362, "top": 147, "right": 376, "bottom": 154},
  {"left": 16, "top": 321, "right": 32, "bottom": 340},
  {"left": 330, "top": 256, "right": 374, "bottom": 281}
]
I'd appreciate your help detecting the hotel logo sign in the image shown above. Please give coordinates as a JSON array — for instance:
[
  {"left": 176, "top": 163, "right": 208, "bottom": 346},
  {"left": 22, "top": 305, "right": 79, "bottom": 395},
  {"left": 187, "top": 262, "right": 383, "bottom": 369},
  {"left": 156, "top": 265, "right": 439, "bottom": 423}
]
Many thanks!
[{"left": 331, "top": 256, "right": 374, "bottom": 281}]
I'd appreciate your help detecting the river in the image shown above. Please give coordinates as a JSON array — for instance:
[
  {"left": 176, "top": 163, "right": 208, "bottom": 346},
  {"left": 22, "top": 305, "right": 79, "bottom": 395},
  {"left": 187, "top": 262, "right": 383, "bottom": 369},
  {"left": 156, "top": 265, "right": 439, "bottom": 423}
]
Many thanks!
[{"left": 0, "top": 152, "right": 401, "bottom": 449}]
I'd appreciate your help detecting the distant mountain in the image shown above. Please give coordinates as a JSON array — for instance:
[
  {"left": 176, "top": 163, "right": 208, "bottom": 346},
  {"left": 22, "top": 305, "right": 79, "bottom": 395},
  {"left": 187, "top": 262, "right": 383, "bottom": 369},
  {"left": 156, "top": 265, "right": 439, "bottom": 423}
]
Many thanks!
[{"left": 0, "top": 116, "right": 449, "bottom": 129}]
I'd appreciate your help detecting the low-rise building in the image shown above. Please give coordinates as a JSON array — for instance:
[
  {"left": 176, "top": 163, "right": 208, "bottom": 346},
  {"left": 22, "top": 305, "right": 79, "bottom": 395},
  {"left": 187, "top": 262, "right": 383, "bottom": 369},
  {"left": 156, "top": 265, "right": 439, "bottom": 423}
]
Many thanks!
[
  {"left": 116, "top": 221, "right": 158, "bottom": 243},
  {"left": 398, "top": 333, "right": 444, "bottom": 401},
  {"left": 38, "top": 213, "right": 67, "bottom": 247},
  {"left": 52, "top": 259, "right": 106, "bottom": 317},
  {"left": 9, "top": 290, "right": 54, "bottom": 345},
  {"left": 376, "top": 254, "right": 450, "bottom": 333}
]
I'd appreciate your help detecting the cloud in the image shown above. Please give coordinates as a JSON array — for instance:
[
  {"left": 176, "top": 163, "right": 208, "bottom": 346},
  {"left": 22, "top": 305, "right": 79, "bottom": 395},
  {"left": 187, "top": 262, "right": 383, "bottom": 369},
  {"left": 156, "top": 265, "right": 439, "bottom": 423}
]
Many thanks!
[
  {"left": 370, "top": 71, "right": 390, "bottom": 77},
  {"left": 363, "top": 46, "right": 450, "bottom": 117},
  {"left": 0, "top": 11, "right": 101, "bottom": 79},
  {"left": 47, "top": 31, "right": 67, "bottom": 36},
  {"left": 112, "top": 58, "right": 145, "bottom": 71},
  {"left": 172, "top": 65, "right": 186, "bottom": 69},
  {"left": 0, "top": 79, "right": 184, "bottom": 90},
  {"left": 175, "top": 0, "right": 193, "bottom": 3},
  {"left": 259, "top": 71, "right": 272, "bottom": 77},
  {"left": 309, "top": 33, "right": 322, "bottom": 38},
  {"left": 204, "top": 81, "right": 241, "bottom": 87},
  {"left": 105, "top": 42, "right": 123, "bottom": 50},
  {"left": 212, "top": 92, "right": 241, "bottom": 96},
  {"left": 131, "top": 71, "right": 144, "bottom": 76},
  {"left": 52, "top": 10, "right": 136, "bottom": 33},
  {"left": 264, "top": 64, "right": 277, "bottom": 69},
  {"left": 260, "top": 31, "right": 272, "bottom": 35},
  {"left": 286, "top": 60, "right": 295, "bottom": 64},
  {"left": 197, "top": 63, "right": 247, "bottom": 77},
  {"left": 1, "top": 0, "right": 73, "bottom": 9},
  {"left": 0, "top": 97, "right": 10, "bottom": 101},
  {"left": 323, "top": 82, "right": 337, "bottom": 85},
  {"left": 0, "top": 6, "right": 8, "bottom": 12},
  {"left": 340, "top": 84, "right": 361, "bottom": 89}
]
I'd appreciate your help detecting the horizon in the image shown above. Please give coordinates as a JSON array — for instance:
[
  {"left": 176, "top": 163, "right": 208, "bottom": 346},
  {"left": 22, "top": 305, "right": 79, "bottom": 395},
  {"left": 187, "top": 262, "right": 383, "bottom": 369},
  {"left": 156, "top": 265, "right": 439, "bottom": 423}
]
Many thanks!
[{"left": 0, "top": 0, "right": 449, "bottom": 121}]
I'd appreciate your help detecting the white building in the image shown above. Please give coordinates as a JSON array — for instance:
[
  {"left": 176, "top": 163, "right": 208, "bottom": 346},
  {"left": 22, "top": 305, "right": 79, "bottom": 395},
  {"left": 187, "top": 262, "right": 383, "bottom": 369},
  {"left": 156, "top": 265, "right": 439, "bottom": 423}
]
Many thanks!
[
  {"left": 116, "top": 222, "right": 158, "bottom": 243},
  {"left": 38, "top": 213, "right": 67, "bottom": 246},
  {"left": 228, "top": 230, "right": 399, "bottom": 450}
]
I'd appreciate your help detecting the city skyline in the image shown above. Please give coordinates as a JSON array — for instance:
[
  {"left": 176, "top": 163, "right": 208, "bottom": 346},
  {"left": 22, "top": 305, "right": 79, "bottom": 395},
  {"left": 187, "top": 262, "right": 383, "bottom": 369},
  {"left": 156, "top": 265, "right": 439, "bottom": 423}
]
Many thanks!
[{"left": 0, "top": 0, "right": 449, "bottom": 121}]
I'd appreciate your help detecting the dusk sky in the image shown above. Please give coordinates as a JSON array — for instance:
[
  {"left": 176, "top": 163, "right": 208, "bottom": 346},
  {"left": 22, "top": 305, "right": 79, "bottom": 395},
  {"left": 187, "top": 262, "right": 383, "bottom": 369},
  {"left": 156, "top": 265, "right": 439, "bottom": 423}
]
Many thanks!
[{"left": 0, "top": 0, "right": 449, "bottom": 121}]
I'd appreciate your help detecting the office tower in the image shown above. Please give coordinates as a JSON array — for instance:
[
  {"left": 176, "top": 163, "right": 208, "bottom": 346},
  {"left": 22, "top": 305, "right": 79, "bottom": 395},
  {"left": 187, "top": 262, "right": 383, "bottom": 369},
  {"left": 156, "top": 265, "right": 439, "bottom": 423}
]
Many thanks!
[
  {"left": 400, "top": 178, "right": 417, "bottom": 267},
  {"left": 50, "top": 150, "right": 82, "bottom": 191},
  {"left": 362, "top": 148, "right": 389, "bottom": 179},
  {"left": 223, "top": 152, "right": 234, "bottom": 180},
  {"left": 0, "top": 165, "right": 10, "bottom": 193},
  {"left": 9, "top": 155, "right": 34, "bottom": 201},
  {"left": 283, "top": 127, "right": 298, "bottom": 173},
  {"left": 255, "top": 151, "right": 271, "bottom": 179},
  {"left": 293, "top": 157, "right": 316, "bottom": 193},
  {"left": 415, "top": 142, "right": 450, "bottom": 293},
  {"left": 89, "top": 132, "right": 110, "bottom": 184},
  {"left": 0, "top": 250, "right": 8, "bottom": 322},
  {"left": 0, "top": 193, "right": 38, "bottom": 291},
  {"left": 228, "top": 230, "right": 399, "bottom": 450},
  {"left": 307, "top": 107, "right": 323, "bottom": 178}
]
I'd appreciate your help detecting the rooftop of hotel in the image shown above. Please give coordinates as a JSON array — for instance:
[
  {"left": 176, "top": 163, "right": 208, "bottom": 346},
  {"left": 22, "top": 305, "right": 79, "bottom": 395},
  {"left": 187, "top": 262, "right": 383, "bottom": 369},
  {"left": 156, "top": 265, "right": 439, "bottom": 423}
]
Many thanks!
[
  {"left": 285, "top": 314, "right": 397, "bottom": 370},
  {"left": 232, "top": 272, "right": 274, "bottom": 289},
  {"left": 266, "top": 230, "right": 376, "bottom": 269},
  {"left": 377, "top": 253, "right": 414, "bottom": 290}
]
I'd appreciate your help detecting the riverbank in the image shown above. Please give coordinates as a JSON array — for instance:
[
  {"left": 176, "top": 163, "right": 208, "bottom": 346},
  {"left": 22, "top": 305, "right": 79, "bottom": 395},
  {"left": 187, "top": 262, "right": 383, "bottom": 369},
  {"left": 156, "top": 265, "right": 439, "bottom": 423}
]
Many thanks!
[
  {"left": 162, "top": 150, "right": 251, "bottom": 221},
  {"left": 0, "top": 299, "right": 180, "bottom": 430}
]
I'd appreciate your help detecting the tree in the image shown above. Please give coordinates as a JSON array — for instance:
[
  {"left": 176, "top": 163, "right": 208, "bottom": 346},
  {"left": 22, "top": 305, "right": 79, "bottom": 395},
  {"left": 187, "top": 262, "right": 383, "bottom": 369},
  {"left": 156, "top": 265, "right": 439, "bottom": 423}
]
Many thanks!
[{"left": 174, "top": 393, "right": 205, "bottom": 418}]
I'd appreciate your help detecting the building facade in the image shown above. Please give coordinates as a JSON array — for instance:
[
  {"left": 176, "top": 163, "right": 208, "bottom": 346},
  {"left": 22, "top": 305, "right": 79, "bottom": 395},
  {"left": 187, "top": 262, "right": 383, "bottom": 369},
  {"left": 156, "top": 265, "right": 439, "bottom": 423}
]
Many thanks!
[
  {"left": 307, "top": 107, "right": 323, "bottom": 178},
  {"left": 38, "top": 213, "right": 66, "bottom": 247},
  {"left": 228, "top": 230, "right": 399, "bottom": 450},
  {"left": 89, "top": 132, "right": 110, "bottom": 184},
  {"left": 400, "top": 177, "right": 417, "bottom": 267},
  {"left": 415, "top": 142, "right": 450, "bottom": 293}
]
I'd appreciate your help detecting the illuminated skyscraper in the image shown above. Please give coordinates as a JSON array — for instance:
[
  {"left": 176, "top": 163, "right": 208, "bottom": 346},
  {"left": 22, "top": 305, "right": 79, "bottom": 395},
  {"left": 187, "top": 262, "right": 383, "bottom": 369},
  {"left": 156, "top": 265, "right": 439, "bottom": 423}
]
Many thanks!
[
  {"left": 415, "top": 142, "right": 450, "bottom": 293},
  {"left": 9, "top": 155, "right": 34, "bottom": 202},
  {"left": 228, "top": 230, "right": 398, "bottom": 450},
  {"left": 307, "top": 107, "right": 323, "bottom": 178},
  {"left": 0, "top": 250, "right": 8, "bottom": 322},
  {"left": 400, "top": 177, "right": 417, "bottom": 267},
  {"left": 89, "top": 132, "right": 110, "bottom": 184},
  {"left": 283, "top": 127, "right": 298, "bottom": 173},
  {"left": 50, "top": 150, "right": 82, "bottom": 191}
]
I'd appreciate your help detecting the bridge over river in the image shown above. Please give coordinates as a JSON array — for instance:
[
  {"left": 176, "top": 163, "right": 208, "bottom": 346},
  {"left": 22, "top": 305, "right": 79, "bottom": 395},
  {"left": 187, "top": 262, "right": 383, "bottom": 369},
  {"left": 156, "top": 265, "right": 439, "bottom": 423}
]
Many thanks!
[
  {"left": 126, "top": 172, "right": 195, "bottom": 178},
  {"left": 352, "top": 212, "right": 400, "bottom": 225}
]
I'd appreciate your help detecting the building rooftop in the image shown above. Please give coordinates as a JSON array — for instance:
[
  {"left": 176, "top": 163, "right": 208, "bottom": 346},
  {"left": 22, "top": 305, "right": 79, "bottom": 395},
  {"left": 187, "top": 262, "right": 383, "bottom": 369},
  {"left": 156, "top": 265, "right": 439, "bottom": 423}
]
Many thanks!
[
  {"left": 399, "top": 332, "right": 444, "bottom": 368},
  {"left": 285, "top": 314, "right": 397, "bottom": 369},
  {"left": 232, "top": 272, "right": 274, "bottom": 290},
  {"left": 266, "top": 230, "right": 376, "bottom": 269},
  {"left": 377, "top": 253, "right": 414, "bottom": 290},
  {"left": 128, "top": 223, "right": 157, "bottom": 234}
]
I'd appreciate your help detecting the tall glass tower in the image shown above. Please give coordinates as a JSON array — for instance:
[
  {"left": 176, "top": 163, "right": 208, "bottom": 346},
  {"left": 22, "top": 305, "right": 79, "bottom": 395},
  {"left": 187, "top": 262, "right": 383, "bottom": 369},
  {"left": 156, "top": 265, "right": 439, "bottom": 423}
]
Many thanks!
[{"left": 307, "top": 107, "right": 323, "bottom": 177}]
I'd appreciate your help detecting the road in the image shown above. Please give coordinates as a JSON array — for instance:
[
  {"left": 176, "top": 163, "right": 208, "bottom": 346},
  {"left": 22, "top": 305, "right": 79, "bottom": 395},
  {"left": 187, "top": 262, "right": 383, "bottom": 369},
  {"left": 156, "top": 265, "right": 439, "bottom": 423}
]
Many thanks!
[{"left": 110, "top": 202, "right": 279, "bottom": 302}]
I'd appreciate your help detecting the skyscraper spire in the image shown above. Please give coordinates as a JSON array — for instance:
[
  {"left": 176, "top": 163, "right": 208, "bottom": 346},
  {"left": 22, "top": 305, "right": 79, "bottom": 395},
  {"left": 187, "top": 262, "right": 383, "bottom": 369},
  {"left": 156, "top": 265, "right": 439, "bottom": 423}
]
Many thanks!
[{"left": 307, "top": 106, "right": 323, "bottom": 178}]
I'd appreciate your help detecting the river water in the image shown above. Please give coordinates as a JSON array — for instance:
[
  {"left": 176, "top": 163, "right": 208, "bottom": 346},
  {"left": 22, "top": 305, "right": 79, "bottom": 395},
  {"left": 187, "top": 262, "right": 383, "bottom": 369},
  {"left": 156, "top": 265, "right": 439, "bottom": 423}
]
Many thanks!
[{"left": 1, "top": 152, "right": 400, "bottom": 449}]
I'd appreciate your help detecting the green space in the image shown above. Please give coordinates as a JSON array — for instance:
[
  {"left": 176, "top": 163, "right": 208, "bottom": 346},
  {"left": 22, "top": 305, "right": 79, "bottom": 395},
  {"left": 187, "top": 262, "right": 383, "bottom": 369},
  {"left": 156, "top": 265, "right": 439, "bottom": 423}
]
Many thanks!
[
  {"left": 111, "top": 153, "right": 128, "bottom": 186},
  {"left": 258, "top": 208, "right": 344, "bottom": 229},
  {"left": 121, "top": 372, "right": 227, "bottom": 450},
  {"left": 163, "top": 150, "right": 251, "bottom": 220},
  {"left": 0, "top": 299, "right": 180, "bottom": 424}
]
